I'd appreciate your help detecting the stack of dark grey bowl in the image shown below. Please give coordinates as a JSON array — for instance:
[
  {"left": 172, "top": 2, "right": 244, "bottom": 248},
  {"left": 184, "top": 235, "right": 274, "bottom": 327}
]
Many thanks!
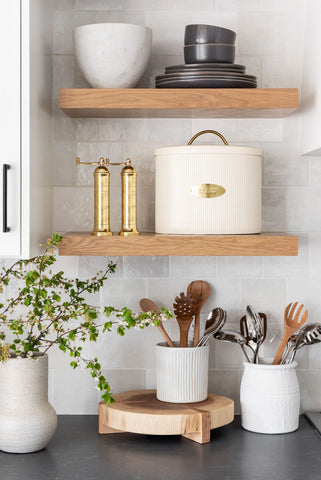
[{"left": 155, "top": 24, "right": 257, "bottom": 89}]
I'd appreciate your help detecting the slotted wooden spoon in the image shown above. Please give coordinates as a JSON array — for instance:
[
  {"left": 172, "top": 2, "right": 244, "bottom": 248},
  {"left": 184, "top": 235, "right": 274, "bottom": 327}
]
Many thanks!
[
  {"left": 187, "top": 280, "right": 210, "bottom": 347},
  {"left": 139, "top": 298, "right": 175, "bottom": 348},
  {"left": 272, "top": 302, "right": 308, "bottom": 365},
  {"left": 173, "top": 292, "right": 197, "bottom": 347}
]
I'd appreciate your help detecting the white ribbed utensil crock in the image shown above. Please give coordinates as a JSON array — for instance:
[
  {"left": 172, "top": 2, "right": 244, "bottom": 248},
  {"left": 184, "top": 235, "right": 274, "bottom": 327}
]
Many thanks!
[
  {"left": 240, "top": 361, "right": 300, "bottom": 434},
  {"left": 156, "top": 343, "right": 209, "bottom": 403},
  {"left": 0, "top": 354, "right": 57, "bottom": 453}
]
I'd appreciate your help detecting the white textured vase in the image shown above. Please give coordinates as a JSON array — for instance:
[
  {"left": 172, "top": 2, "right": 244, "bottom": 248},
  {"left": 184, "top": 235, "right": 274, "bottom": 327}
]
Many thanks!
[
  {"left": 0, "top": 355, "right": 57, "bottom": 453},
  {"left": 240, "top": 361, "right": 300, "bottom": 434},
  {"left": 156, "top": 343, "right": 209, "bottom": 403}
]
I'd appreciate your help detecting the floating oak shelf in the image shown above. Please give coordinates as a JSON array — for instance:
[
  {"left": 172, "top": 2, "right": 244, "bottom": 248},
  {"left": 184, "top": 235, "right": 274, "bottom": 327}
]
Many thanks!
[
  {"left": 59, "top": 232, "right": 298, "bottom": 257},
  {"left": 59, "top": 88, "right": 298, "bottom": 118}
]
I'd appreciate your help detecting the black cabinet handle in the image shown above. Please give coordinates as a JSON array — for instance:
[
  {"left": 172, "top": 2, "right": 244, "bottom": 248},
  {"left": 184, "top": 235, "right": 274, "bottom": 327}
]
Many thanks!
[{"left": 3, "top": 164, "right": 10, "bottom": 233}]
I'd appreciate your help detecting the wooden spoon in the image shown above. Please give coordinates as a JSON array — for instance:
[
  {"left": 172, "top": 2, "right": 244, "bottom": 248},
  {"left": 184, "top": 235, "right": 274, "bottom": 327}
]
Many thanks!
[
  {"left": 187, "top": 280, "right": 210, "bottom": 347},
  {"left": 272, "top": 302, "right": 308, "bottom": 365},
  {"left": 139, "top": 298, "right": 175, "bottom": 348},
  {"left": 173, "top": 292, "right": 197, "bottom": 347}
]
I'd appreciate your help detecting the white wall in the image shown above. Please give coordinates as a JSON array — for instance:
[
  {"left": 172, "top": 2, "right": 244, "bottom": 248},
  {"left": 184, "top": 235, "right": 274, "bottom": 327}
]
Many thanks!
[
  {"left": 300, "top": 0, "right": 321, "bottom": 155},
  {"left": 4, "top": 0, "right": 321, "bottom": 414}
]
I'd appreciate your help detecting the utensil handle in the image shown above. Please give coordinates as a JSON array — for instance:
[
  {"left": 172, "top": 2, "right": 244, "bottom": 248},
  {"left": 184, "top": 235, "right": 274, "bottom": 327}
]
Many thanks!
[
  {"left": 3, "top": 164, "right": 10, "bottom": 233},
  {"left": 273, "top": 335, "right": 290, "bottom": 365},
  {"left": 157, "top": 322, "right": 175, "bottom": 348},
  {"left": 193, "top": 313, "right": 200, "bottom": 347}
]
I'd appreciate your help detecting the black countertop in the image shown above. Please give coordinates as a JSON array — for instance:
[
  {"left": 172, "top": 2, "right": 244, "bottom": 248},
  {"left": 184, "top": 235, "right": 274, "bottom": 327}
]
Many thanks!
[{"left": 0, "top": 415, "right": 320, "bottom": 480}]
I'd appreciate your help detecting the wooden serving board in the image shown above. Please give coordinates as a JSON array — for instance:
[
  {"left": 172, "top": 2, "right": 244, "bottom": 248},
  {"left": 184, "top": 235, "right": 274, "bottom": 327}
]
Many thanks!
[{"left": 99, "top": 390, "right": 234, "bottom": 444}]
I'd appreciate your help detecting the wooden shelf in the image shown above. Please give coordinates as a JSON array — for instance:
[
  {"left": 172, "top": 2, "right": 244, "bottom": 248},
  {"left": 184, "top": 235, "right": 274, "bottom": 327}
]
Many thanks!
[
  {"left": 59, "top": 232, "right": 298, "bottom": 256},
  {"left": 59, "top": 88, "right": 298, "bottom": 118}
]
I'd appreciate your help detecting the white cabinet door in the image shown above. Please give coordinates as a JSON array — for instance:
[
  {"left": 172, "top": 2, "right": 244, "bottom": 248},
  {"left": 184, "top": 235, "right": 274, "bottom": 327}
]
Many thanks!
[{"left": 0, "top": 0, "right": 21, "bottom": 256}]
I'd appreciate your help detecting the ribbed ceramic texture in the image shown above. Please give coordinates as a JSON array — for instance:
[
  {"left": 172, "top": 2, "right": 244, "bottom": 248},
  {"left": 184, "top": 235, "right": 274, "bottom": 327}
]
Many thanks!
[
  {"left": 156, "top": 343, "right": 209, "bottom": 403},
  {"left": 155, "top": 146, "right": 262, "bottom": 234},
  {"left": 240, "top": 361, "right": 300, "bottom": 434},
  {"left": 0, "top": 355, "right": 57, "bottom": 453}
]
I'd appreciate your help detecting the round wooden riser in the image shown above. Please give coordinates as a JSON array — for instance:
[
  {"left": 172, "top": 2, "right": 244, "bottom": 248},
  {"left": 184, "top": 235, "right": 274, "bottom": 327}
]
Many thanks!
[{"left": 99, "top": 390, "right": 234, "bottom": 444}]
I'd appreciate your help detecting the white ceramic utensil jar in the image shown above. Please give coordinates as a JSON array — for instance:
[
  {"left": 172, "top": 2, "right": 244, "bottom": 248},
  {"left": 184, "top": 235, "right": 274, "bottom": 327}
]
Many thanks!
[
  {"left": 156, "top": 342, "right": 209, "bottom": 403},
  {"left": 240, "top": 361, "right": 300, "bottom": 434}
]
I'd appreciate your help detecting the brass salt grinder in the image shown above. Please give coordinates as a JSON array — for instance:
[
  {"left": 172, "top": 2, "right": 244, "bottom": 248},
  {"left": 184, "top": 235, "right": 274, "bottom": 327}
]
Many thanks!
[{"left": 76, "top": 157, "right": 139, "bottom": 236}]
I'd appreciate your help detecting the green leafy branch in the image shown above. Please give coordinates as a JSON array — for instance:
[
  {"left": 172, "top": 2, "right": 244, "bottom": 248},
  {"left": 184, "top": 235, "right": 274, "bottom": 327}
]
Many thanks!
[{"left": 0, "top": 234, "right": 172, "bottom": 404}]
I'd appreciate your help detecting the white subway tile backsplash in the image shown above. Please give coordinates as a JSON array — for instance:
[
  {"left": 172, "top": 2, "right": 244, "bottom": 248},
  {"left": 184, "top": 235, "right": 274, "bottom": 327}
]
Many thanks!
[
  {"left": 74, "top": 0, "right": 122, "bottom": 9},
  {"left": 101, "top": 278, "right": 148, "bottom": 310},
  {"left": 170, "top": 256, "right": 217, "bottom": 278},
  {"left": 263, "top": 233, "right": 309, "bottom": 279},
  {"left": 53, "top": 142, "right": 77, "bottom": 186},
  {"left": 99, "top": 118, "right": 147, "bottom": 143},
  {"left": 217, "top": 257, "right": 263, "bottom": 279},
  {"left": 237, "top": 119, "right": 283, "bottom": 142},
  {"left": 286, "top": 278, "right": 321, "bottom": 322},
  {"left": 51, "top": 368, "right": 100, "bottom": 414},
  {"left": 75, "top": 119, "right": 99, "bottom": 142},
  {"left": 54, "top": 186, "right": 94, "bottom": 231},
  {"left": 297, "top": 369, "right": 321, "bottom": 411},
  {"left": 97, "top": 10, "right": 146, "bottom": 25},
  {"left": 241, "top": 278, "right": 286, "bottom": 323},
  {"left": 262, "top": 187, "right": 286, "bottom": 232},
  {"left": 123, "top": 256, "right": 169, "bottom": 278},
  {"left": 78, "top": 255, "right": 123, "bottom": 278},
  {"left": 53, "top": 10, "right": 98, "bottom": 55},
  {"left": 239, "top": 12, "right": 283, "bottom": 56},
  {"left": 262, "top": 142, "right": 308, "bottom": 186},
  {"left": 215, "top": 0, "right": 259, "bottom": 10},
  {"left": 101, "top": 369, "right": 145, "bottom": 395},
  {"left": 262, "top": 55, "right": 302, "bottom": 88},
  {"left": 286, "top": 187, "right": 321, "bottom": 232},
  {"left": 208, "top": 369, "right": 240, "bottom": 411}
]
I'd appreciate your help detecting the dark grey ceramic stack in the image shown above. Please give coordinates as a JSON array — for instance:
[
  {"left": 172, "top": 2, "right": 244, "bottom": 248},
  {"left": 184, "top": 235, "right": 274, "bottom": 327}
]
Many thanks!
[{"left": 155, "top": 24, "right": 257, "bottom": 89}]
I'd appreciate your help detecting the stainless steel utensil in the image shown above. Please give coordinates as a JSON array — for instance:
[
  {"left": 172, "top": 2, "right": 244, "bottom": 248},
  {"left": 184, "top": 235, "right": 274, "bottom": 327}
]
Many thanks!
[
  {"left": 244, "top": 305, "right": 266, "bottom": 363},
  {"left": 197, "top": 308, "right": 226, "bottom": 347},
  {"left": 214, "top": 329, "right": 254, "bottom": 363},
  {"left": 282, "top": 323, "right": 321, "bottom": 364}
]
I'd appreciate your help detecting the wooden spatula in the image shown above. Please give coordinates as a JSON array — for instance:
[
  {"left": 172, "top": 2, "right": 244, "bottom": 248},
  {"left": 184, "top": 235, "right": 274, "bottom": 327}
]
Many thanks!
[
  {"left": 173, "top": 292, "right": 197, "bottom": 347},
  {"left": 140, "top": 298, "right": 175, "bottom": 348},
  {"left": 187, "top": 280, "right": 210, "bottom": 347}
]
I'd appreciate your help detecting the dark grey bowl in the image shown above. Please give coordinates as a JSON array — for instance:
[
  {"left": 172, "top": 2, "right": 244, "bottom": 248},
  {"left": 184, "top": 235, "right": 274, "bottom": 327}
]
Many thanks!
[
  {"left": 184, "top": 44, "right": 235, "bottom": 64},
  {"left": 184, "top": 24, "right": 236, "bottom": 45}
]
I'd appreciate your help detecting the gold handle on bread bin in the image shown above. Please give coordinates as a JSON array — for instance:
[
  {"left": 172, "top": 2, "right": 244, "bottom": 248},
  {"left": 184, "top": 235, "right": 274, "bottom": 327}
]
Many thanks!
[{"left": 187, "top": 130, "right": 229, "bottom": 146}]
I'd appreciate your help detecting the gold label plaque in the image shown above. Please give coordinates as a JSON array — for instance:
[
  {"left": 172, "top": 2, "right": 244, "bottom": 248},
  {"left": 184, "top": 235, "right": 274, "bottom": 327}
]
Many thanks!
[{"left": 189, "top": 183, "right": 226, "bottom": 198}]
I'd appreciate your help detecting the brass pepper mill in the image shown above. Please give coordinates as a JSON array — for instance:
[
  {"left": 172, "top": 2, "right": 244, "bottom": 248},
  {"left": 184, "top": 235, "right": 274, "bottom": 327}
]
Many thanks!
[
  {"left": 119, "top": 158, "right": 140, "bottom": 236},
  {"left": 76, "top": 157, "right": 112, "bottom": 236}
]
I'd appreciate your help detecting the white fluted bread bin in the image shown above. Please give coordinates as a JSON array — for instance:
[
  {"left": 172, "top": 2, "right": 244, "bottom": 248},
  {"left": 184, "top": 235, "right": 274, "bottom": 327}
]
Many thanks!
[{"left": 155, "top": 130, "right": 262, "bottom": 234}]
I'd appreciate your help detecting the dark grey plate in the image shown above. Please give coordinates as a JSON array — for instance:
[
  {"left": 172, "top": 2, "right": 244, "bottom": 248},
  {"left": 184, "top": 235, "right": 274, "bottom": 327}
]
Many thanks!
[
  {"left": 165, "top": 63, "right": 245, "bottom": 72},
  {"left": 156, "top": 72, "right": 257, "bottom": 81},
  {"left": 165, "top": 67, "right": 246, "bottom": 75},
  {"left": 155, "top": 78, "right": 257, "bottom": 88}
]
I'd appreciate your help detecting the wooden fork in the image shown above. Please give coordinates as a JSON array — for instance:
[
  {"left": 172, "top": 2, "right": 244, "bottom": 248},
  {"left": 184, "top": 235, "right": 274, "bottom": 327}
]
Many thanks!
[
  {"left": 173, "top": 292, "right": 197, "bottom": 347},
  {"left": 272, "top": 302, "right": 308, "bottom": 365}
]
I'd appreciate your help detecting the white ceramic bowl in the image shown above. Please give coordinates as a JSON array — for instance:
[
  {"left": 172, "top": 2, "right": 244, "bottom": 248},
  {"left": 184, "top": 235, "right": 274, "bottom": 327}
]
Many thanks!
[{"left": 73, "top": 23, "right": 152, "bottom": 88}]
